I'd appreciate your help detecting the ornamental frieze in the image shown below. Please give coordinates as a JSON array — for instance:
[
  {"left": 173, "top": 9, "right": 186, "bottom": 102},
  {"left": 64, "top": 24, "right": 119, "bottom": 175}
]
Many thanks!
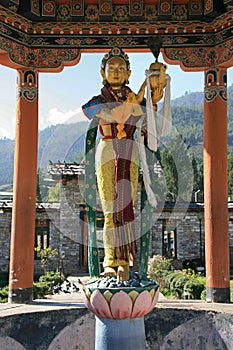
[
  {"left": 16, "top": 69, "right": 38, "bottom": 102},
  {"left": 204, "top": 67, "right": 228, "bottom": 102},
  {"left": 17, "top": 86, "right": 38, "bottom": 102},
  {"left": 1, "top": 2, "right": 233, "bottom": 69},
  {"left": 1, "top": 4, "right": 233, "bottom": 35},
  {"left": 204, "top": 87, "right": 227, "bottom": 102},
  {"left": 0, "top": 36, "right": 80, "bottom": 69},
  {"left": 164, "top": 38, "right": 233, "bottom": 68},
  {"left": 1, "top": 32, "right": 233, "bottom": 69},
  {"left": 0, "top": 1, "right": 229, "bottom": 23},
  {"left": 0, "top": 18, "right": 232, "bottom": 49}
]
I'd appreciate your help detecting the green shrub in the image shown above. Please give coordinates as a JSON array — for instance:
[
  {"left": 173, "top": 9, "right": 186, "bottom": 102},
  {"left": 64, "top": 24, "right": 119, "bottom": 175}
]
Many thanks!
[
  {"left": 148, "top": 255, "right": 172, "bottom": 273},
  {"left": 34, "top": 246, "right": 59, "bottom": 274},
  {"left": 0, "top": 286, "right": 8, "bottom": 303},
  {"left": 160, "top": 287, "right": 172, "bottom": 298},
  {"left": 33, "top": 271, "right": 65, "bottom": 299},
  {"left": 0, "top": 273, "right": 8, "bottom": 289},
  {"left": 196, "top": 276, "right": 206, "bottom": 285},
  {"left": 201, "top": 288, "right": 206, "bottom": 300},
  {"left": 148, "top": 255, "right": 173, "bottom": 289},
  {"left": 33, "top": 282, "right": 51, "bottom": 299},
  {"left": 39, "top": 271, "right": 64, "bottom": 285},
  {"left": 170, "top": 273, "right": 190, "bottom": 298},
  {"left": 164, "top": 272, "right": 178, "bottom": 288},
  {"left": 148, "top": 256, "right": 207, "bottom": 300},
  {"left": 184, "top": 279, "right": 205, "bottom": 299}
]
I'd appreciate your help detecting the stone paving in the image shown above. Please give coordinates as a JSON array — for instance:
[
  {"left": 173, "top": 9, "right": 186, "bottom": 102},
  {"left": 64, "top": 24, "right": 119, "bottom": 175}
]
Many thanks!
[{"left": 1, "top": 275, "right": 233, "bottom": 318}]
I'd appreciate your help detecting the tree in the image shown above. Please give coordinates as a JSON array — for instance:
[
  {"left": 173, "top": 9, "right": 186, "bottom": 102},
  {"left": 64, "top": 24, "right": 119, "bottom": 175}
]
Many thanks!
[
  {"left": 191, "top": 155, "right": 204, "bottom": 202},
  {"left": 160, "top": 135, "right": 194, "bottom": 202},
  {"left": 36, "top": 169, "right": 49, "bottom": 202},
  {"left": 160, "top": 146, "right": 178, "bottom": 201},
  {"left": 48, "top": 182, "right": 60, "bottom": 202}
]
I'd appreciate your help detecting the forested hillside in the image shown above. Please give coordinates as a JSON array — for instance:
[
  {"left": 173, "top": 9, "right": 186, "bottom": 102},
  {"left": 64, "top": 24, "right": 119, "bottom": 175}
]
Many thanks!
[
  {"left": 170, "top": 86, "right": 233, "bottom": 160},
  {"left": 38, "top": 121, "right": 88, "bottom": 169},
  {"left": 0, "top": 138, "right": 14, "bottom": 189},
  {"left": 1, "top": 87, "right": 233, "bottom": 190},
  {"left": 0, "top": 121, "right": 89, "bottom": 189}
]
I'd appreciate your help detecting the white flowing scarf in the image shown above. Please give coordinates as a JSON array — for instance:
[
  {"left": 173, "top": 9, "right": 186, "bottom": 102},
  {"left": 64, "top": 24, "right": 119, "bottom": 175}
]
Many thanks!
[
  {"left": 145, "top": 69, "right": 172, "bottom": 152},
  {"left": 137, "top": 69, "right": 172, "bottom": 207}
]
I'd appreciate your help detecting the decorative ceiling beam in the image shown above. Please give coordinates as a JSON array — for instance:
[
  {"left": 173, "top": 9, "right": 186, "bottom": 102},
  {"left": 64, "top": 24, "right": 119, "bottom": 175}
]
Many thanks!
[
  {"left": 188, "top": 0, "right": 203, "bottom": 20},
  {"left": 204, "top": 0, "right": 226, "bottom": 18},
  {"left": 158, "top": 0, "right": 173, "bottom": 20},
  {"left": 0, "top": 3, "right": 233, "bottom": 70},
  {"left": 224, "top": 0, "right": 233, "bottom": 5},
  {"left": 163, "top": 37, "right": 233, "bottom": 70},
  {"left": 1, "top": 1, "right": 229, "bottom": 22},
  {"left": 99, "top": 0, "right": 112, "bottom": 21}
]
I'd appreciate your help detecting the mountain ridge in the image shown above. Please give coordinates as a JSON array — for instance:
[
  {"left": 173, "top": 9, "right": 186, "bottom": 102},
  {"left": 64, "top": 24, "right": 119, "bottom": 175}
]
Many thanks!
[{"left": 1, "top": 87, "right": 233, "bottom": 189}]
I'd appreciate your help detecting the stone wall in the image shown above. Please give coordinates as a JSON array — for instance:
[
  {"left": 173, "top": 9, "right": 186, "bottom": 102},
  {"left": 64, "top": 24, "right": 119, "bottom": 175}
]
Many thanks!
[
  {"left": 59, "top": 177, "right": 86, "bottom": 275},
  {"left": 34, "top": 206, "right": 60, "bottom": 274},
  {"left": 0, "top": 203, "right": 84, "bottom": 277},
  {"left": 0, "top": 207, "right": 11, "bottom": 273},
  {"left": 149, "top": 210, "right": 205, "bottom": 262},
  {"left": 1, "top": 199, "right": 233, "bottom": 276},
  {"left": 0, "top": 306, "right": 232, "bottom": 349}
]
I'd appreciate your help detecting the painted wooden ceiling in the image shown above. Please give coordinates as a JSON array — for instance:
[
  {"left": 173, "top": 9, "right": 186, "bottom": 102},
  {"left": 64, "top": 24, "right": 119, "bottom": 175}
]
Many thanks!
[{"left": 0, "top": 1, "right": 233, "bottom": 70}]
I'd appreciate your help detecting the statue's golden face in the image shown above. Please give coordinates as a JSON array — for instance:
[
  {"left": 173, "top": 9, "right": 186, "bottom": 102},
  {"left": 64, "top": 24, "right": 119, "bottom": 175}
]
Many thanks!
[{"left": 101, "top": 57, "right": 131, "bottom": 90}]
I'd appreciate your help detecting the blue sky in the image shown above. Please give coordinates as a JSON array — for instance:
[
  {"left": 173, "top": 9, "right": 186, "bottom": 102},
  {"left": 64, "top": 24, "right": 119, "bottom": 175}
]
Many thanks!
[{"left": 1, "top": 52, "right": 233, "bottom": 139}]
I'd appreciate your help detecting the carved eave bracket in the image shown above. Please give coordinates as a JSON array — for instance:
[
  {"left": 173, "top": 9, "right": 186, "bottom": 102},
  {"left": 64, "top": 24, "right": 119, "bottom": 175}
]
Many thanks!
[
  {"left": 0, "top": 37, "right": 81, "bottom": 71},
  {"left": 163, "top": 38, "right": 233, "bottom": 70}
]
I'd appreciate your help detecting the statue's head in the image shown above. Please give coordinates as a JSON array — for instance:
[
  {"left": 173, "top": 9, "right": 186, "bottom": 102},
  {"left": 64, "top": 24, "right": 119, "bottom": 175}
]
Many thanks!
[{"left": 100, "top": 47, "right": 131, "bottom": 89}]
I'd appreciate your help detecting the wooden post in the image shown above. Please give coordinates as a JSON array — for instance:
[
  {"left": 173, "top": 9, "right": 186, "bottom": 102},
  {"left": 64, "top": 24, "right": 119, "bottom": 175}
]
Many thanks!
[
  {"left": 9, "top": 69, "right": 38, "bottom": 303},
  {"left": 204, "top": 67, "right": 230, "bottom": 302}
]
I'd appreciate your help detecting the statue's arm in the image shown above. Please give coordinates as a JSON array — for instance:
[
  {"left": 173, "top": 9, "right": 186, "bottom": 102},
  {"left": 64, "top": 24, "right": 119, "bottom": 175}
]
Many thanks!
[{"left": 136, "top": 80, "right": 147, "bottom": 104}]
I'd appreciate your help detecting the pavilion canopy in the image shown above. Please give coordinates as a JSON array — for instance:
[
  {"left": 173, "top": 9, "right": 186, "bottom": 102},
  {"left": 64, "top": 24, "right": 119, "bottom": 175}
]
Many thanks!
[{"left": 0, "top": 1, "right": 233, "bottom": 70}]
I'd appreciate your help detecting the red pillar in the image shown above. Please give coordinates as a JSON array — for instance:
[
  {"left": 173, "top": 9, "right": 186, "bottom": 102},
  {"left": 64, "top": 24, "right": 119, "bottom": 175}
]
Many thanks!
[
  {"left": 9, "top": 69, "right": 38, "bottom": 303},
  {"left": 204, "top": 67, "right": 230, "bottom": 302}
]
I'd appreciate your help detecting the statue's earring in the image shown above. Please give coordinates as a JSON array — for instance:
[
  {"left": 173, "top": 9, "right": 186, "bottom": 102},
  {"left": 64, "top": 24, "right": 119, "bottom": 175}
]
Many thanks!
[
  {"left": 126, "top": 71, "right": 131, "bottom": 85},
  {"left": 100, "top": 69, "right": 107, "bottom": 85}
]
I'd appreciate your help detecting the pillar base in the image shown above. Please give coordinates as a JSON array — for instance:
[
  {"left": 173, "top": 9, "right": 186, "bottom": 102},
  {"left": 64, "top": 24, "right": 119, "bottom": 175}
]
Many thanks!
[
  {"left": 206, "top": 286, "right": 230, "bottom": 303},
  {"left": 8, "top": 287, "right": 33, "bottom": 304},
  {"left": 95, "top": 316, "right": 146, "bottom": 350}
]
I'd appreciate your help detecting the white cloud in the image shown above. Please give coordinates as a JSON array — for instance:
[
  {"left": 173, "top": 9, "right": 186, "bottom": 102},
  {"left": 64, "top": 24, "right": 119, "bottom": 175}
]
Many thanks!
[
  {"left": 0, "top": 115, "right": 16, "bottom": 139},
  {"left": 0, "top": 105, "right": 89, "bottom": 139},
  {"left": 39, "top": 106, "right": 88, "bottom": 130},
  {"left": 0, "top": 126, "right": 13, "bottom": 139}
]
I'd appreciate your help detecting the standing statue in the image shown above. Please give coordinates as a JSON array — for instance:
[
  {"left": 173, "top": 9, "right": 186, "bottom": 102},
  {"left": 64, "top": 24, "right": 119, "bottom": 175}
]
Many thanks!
[{"left": 82, "top": 47, "right": 171, "bottom": 282}]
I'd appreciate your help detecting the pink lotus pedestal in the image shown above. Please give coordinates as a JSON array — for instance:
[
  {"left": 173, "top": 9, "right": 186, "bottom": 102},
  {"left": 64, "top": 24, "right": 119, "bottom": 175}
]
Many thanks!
[{"left": 81, "top": 280, "right": 159, "bottom": 350}]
